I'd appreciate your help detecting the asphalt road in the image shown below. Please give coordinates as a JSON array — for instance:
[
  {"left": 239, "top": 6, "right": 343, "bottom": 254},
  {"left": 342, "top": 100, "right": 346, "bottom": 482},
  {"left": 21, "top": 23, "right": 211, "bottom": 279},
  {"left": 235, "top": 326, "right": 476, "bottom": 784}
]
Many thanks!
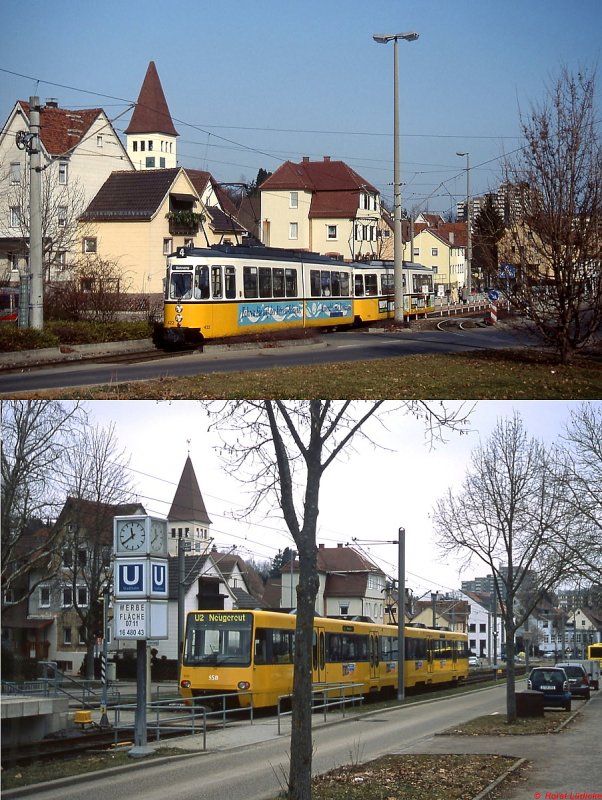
[
  {"left": 0, "top": 325, "right": 532, "bottom": 395},
  {"left": 11, "top": 683, "right": 510, "bottom": 800}
]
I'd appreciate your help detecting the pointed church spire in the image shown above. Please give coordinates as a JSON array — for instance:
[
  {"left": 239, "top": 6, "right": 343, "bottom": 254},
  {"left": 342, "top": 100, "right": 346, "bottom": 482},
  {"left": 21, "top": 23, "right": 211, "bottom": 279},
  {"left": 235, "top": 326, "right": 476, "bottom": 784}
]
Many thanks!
[
  {"left": 167, "top": 455, "right": 212, "bottom": 557},
  {"left": 125, "top": 61, "right": 178, "bottom": 136},
  {"left": 125, "top": 61, "right": 178, "bottom": 170},
  {"left": 169, "top": 455, "right": 211, "bottom": 524}
]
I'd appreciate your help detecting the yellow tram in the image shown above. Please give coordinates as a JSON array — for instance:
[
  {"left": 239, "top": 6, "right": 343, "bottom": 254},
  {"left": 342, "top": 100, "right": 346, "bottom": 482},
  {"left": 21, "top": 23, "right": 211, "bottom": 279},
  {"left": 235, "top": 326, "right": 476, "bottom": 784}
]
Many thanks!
[
  {"left": 162, "top": 244, "right": 434, "bottom": 346},
  {"left": 179, "top": 609, "right": 469, "bottom": 709}
]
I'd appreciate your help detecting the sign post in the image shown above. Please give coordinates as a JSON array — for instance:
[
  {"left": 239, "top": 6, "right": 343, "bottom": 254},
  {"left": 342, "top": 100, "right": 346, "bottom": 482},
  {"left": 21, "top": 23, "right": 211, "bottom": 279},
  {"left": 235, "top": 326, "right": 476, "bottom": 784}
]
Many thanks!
[{"left": 113, "top": 516, "right": 169, "bottom": 758}]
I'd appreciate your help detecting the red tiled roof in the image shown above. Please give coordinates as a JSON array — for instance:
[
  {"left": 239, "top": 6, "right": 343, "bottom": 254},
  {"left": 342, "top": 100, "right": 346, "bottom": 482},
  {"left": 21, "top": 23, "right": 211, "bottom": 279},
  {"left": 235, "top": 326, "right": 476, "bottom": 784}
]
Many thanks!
[
  {"left": 124, "top": 61, "right": 178, "bottom": 137},
  {"left": 315, "top": 546, "right": 380, "bottom": 573},
  {"left": 261, "top": 159, "right": 379, "bottom": 194},
  {"left": 18, "top": 101, "right": 103, "bottom": 157}
]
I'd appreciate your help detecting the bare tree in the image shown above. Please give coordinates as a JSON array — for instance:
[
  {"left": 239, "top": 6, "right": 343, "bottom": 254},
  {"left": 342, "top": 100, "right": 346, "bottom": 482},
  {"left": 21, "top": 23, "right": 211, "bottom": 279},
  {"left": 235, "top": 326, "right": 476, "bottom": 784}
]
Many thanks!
[
  {"left": 2, "top": 166, "right": 93, "bottom": 283},
  {"left": 557, "top": 402, "right": 602, "bottom": 577},
  {"left": 432, "top": 412, "right": 574, "bottom": 721},
  {"left": 500, "top": 67, "right": 602, "bottom": 364},
  {"left": 204, "top": 400, "right": 471, "bottom": 800},
  {"left": 1, "top": 400, "right": 84, "bottom": 612},
  {"left": 61, "top": 421, "right": 135, "bottom": 679}
]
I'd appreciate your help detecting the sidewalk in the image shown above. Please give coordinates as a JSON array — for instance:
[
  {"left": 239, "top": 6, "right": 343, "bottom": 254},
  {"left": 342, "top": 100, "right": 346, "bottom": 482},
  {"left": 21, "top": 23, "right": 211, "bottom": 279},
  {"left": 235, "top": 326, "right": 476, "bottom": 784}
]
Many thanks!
[
  {"left": 147, "top": 689, "right": 602, "bottom": 797},
  {"left": 400, "top": 689, "right": 602, "bottom": 799}
]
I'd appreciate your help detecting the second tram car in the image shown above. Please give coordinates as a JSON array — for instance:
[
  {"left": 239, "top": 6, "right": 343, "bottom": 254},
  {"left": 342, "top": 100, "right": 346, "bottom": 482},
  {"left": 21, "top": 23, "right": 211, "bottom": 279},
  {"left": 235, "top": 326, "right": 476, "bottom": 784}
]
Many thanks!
[
  {"left": 162, "top": 244, "right": 434, "bottom": 346},
  {"left": 179, "top": 609, "right": 469, "bottom": 709}
]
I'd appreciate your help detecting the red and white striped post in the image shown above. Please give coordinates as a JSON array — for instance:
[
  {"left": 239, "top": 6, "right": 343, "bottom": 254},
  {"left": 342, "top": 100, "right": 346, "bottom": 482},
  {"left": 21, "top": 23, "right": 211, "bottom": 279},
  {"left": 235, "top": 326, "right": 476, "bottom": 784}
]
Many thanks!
[{"left": 489, "top": 301, "right": 498, "bottom": 325}]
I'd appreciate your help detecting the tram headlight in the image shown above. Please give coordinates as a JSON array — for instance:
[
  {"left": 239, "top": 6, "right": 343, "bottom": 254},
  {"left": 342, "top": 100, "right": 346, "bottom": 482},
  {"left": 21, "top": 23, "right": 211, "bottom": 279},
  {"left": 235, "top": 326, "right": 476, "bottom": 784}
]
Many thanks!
[
  {"left": 181, "top": 679, "right": 191, "bottom": 689},
  {"left": 237, "top": 681, "right": 250, "bottom": 690}
]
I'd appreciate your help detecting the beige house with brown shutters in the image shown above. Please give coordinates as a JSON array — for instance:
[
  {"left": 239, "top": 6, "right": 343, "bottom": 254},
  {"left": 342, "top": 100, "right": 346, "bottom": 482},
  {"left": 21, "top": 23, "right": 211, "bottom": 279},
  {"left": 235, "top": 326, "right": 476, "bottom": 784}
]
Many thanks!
[{"left": 259, "top": 157, "right": 391, "bottom": 262}]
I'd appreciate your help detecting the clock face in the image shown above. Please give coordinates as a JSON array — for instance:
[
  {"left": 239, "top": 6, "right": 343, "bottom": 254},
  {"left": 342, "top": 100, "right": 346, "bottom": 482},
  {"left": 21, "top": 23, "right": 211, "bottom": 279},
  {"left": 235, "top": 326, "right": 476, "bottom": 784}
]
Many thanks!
[
  {"left": 117, "top": 520, "right": 146, "bottom": 552},
  {"left": 150, "top": 520, "right": 167, "bottom": 554}
]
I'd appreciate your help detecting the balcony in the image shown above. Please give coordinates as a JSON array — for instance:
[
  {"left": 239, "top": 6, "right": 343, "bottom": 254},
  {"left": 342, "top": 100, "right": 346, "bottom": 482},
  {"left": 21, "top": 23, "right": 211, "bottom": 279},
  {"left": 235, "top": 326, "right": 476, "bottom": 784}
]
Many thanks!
[{"left": 166, "top": 209, "right": 204, "bottom": 236}]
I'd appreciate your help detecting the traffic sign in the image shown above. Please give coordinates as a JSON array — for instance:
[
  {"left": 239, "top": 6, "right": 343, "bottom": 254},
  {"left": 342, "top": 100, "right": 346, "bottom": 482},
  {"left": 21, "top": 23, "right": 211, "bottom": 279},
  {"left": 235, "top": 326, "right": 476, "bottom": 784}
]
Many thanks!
[{"left": 114, "top": 600, "right": 169, "bottom": 640}]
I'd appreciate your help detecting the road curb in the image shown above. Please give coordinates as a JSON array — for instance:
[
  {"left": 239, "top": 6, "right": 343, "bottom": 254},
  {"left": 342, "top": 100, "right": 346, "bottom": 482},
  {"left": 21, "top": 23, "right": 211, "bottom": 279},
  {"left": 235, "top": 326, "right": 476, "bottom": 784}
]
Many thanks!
[{"left": 472, "top": 757, "right": 527, "bottom": 800}]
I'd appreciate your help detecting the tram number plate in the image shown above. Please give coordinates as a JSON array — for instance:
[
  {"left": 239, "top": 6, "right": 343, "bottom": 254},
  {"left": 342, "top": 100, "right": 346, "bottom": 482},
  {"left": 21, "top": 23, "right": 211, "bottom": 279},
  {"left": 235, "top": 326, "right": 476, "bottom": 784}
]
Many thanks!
[
  {"left": 540, "top": 685, "right": 554, "bottom": 690},
  {"left": 209, "top": 674, "right": 219, "bottom": 681}
]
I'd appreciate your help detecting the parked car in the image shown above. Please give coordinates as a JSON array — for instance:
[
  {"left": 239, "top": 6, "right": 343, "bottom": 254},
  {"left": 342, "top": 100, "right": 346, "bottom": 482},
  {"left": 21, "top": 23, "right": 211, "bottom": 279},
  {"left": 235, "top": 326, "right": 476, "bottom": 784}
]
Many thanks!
[
  {"left": 468, "top": 656, "right": 481, "bottom": 667},
  {"left": 527, "top": 667, "right": 572, "bottom": 711},
  {"left": 581, "top": 659, "right": 600, "bottom": 690},
  {"left": 556, "top": 662, "right": 591, "bottom": 700}
]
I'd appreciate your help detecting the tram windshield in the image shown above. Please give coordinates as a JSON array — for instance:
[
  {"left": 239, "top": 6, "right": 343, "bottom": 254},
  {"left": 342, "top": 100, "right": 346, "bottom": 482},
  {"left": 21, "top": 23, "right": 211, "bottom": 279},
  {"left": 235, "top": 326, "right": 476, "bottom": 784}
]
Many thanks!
[
  {"left": 183, "top": 612, "right": 252, "bottom": 666},
  {"left": 169, "top": 271, "right": 192, "bottom": 299}
]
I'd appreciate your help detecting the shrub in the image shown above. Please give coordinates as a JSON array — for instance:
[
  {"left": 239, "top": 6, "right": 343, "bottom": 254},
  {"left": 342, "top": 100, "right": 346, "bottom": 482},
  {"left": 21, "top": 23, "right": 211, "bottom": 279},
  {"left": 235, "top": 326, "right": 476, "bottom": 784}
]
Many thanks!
[{"left": 0, "top": 320, "right": 152, "bottom": 352}]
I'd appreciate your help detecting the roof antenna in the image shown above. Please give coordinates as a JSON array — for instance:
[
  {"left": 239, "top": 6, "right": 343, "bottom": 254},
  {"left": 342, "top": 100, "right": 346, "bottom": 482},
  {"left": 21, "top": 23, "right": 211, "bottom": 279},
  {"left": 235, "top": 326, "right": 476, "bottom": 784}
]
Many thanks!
[{"left": 186, "top": 438, "right": 191, "bottom": 454}]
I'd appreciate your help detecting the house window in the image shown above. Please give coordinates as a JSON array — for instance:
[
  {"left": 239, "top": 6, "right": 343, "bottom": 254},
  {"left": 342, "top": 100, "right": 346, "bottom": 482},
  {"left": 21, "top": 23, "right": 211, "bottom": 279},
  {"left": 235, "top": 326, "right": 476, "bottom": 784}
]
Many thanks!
[
  {"left": 58, "top": 206, "right": 67, "bottom": 227},
  {"left": 289, "top": 222, "right": 298, "bottom": 240},
  {"left": 83, "top": 237, "right": 97, "bottom": 254},
  {"left": 63, "top": 627, "right": 72, "bottom": 645},
  {"left": 56, "top": 251, "right": 67, "bottom": 270},
  {"left": 133, "top": 141, "right": 138, "bottom": 152},
  {"left": 148, "top": 141, "right": 153, "bottom": 151},
  {"left": 96, "top": 135, "right": 103, "bottom": 147},
  {"left": 479, "top": 623, "right": 486, "bottom": 633},
  {"left": 39, "top": 586, "right": 50, "bottom": 607},
  {"left": 63, "top": 550, "right": 73, "bottom": 568},
  {"left": 78, "top": 626, "right": 86, "bottom": 645},
  {"left": 160, "top": 157, "right": 166, "bottom": 168},
  {"left": 58, "top": 162, "right": 68, "bottom": 185},
  {"left": 140, "top": 141, "right": 145, "bottom": 151},
  {"left": 413, "top": 248, "right": 419, "bottom": 257},
  {"left": 327, "top": 225, "right": 337, "bottom": 240},
  {"left": 62, "top": 587, "right": 73, "bottom": 607},
  {"left": 146, "top": 157, "right": 155, "bottom": 168},
  {"left": 431, "top": 247, "right": 438, "bottom": 257},
  {"left": 339, "top": 603, "right": 349, "bottom": 616},
  {"left": 9, "top": 206, "right": 21, "bottom": 228},
  {"left": 10, "top": 162, "right": 21, "bottom": 183},
  {"left": 77, "top": 586, "right": 88, "bottom": 606},
  {"left": 289, "top": 191, "right": 298, "bottom": 209},
  {"left": 163, "top": 238, "right": 173, "bottom": 255}
]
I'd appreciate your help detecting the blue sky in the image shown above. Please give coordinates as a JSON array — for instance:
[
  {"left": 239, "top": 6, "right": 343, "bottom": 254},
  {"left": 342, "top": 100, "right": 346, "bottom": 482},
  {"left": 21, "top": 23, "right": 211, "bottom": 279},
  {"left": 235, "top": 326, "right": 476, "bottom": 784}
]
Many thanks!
[{"left": 1, "top": 1, "right": 600, "bottom": 214}]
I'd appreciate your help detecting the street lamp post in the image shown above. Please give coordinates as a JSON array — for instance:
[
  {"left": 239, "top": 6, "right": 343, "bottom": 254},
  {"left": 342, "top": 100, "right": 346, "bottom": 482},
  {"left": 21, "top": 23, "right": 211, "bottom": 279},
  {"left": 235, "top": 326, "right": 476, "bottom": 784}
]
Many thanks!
[
  {"left": 373, "top": 32, "right": 419, "bottom": 325},
  {"left": 456, "top": 151, "right": 472, "bottom": 297}
]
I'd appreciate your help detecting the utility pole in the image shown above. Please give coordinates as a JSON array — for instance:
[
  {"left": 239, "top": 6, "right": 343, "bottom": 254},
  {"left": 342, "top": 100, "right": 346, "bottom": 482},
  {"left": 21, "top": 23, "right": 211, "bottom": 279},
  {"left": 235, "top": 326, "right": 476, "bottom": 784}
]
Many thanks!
[
  {"left": 397, "top": 527, "right": 405, "bottom": 702},
  {"left": 28, "top": 97, "right": 44, "bottom": 329}
]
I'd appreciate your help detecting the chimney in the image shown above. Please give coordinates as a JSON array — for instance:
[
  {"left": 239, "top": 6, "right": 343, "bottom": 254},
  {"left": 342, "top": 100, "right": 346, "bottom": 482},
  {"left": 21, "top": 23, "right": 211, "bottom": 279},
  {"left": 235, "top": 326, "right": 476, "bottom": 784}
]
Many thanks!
[
  {"left": 323, "top": 156, "right": 331, "bottom": 162},
  {"left": 318, "top": 543, "right": 325, "bottom": 548},
  {"left": 449, "top": 231, "right": 454, "bottom": 244},
  {"left": 45, "top": 98, "right": 59, "bottom": 108},
  {"left": 337, "top": 543, "right": 343, "bottom": 548},
  {"left": 302, "top": 156, "right": 310, "bottom": 162}
]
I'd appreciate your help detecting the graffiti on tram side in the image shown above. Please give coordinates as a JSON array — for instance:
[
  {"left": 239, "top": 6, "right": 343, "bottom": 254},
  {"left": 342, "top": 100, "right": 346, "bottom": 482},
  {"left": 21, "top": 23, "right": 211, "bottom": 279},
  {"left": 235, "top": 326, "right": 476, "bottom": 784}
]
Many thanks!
[
  {"left": 306, "top": 299, "right": 353, "bottom": 320},
  {"left": 238, "top": 302, "right": 303, "bottom": 326}
]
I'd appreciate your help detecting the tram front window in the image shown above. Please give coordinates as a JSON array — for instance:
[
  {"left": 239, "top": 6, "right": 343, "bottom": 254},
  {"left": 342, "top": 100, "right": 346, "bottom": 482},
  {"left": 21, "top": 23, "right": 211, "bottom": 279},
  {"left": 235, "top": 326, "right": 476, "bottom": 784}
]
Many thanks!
[
  {"left": 184, "top": 615, "right": 252, "bottom": 667},
  {"left": 170, "top": 271, "right": 192, "bottom": 299}
]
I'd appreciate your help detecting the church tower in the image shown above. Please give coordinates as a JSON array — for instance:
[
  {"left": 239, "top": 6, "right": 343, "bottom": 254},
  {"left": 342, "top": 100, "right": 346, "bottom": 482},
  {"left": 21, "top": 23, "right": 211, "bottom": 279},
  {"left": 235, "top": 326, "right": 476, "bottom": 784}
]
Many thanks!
[
  {"left": 125, "top": 61, "right": 178, "bottom": 170},
  {"left": 167, "top": 455, "right": 212, "bottom": 556}
]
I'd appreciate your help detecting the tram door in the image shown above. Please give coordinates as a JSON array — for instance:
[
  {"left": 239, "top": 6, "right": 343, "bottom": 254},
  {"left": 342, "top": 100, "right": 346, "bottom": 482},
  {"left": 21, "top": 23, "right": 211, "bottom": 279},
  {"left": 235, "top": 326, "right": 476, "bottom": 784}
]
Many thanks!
[
  {"left": 370, "top": 633, "right": 379, "bottom": 680},
  {"left": 312, "top": 626, "right": 326, "bottom": 684}
]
